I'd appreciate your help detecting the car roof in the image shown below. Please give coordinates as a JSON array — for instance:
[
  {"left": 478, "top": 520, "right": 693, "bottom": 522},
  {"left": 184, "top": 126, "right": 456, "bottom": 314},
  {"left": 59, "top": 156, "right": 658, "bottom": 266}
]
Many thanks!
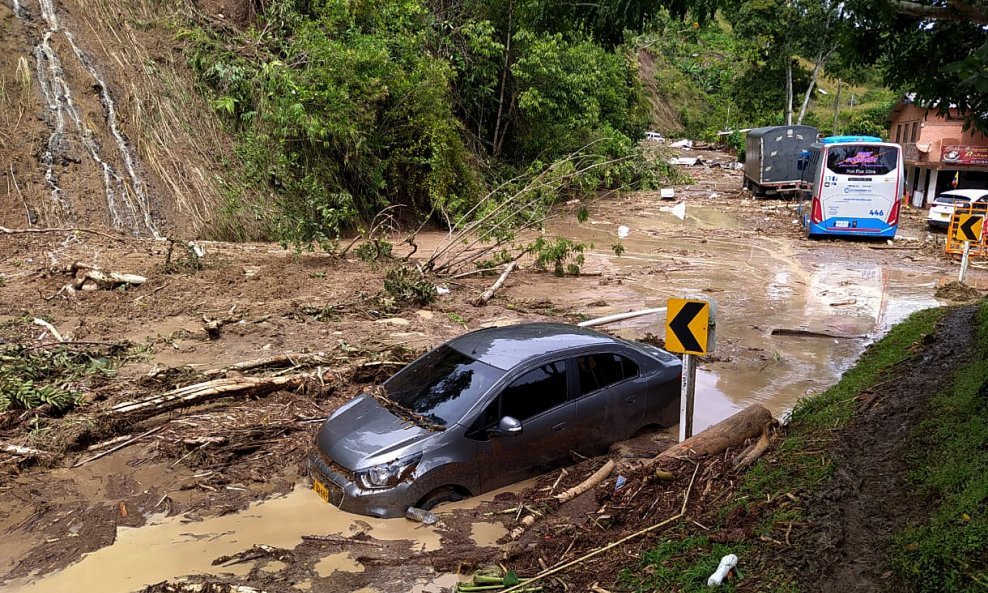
[
  {"left": 446, "top": 323, "right": 622, "bottom": 371},
  {"left": 937, "top": 189, "right": 988, "bottom": 200}
]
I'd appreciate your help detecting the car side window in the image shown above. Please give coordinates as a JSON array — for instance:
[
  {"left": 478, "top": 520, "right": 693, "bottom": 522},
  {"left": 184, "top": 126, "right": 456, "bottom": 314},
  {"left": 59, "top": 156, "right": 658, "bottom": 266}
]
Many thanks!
[
  {"left": 575, "top": 353, "right": 639, "bottom": 396},
  {"left": 498, "top": 361, "right": 568, "bottom": 422}
]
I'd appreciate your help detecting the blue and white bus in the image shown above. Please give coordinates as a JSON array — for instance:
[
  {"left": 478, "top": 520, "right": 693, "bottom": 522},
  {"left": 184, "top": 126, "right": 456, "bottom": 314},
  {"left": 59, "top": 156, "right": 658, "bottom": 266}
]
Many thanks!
[{"left": 798, "top": 136, "right": 904, "bottom": 238}]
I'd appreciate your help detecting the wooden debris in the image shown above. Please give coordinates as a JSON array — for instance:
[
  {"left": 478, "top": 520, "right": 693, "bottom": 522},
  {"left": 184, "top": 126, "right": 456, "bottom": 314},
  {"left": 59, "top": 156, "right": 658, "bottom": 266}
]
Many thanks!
[
  {"left": 203, "top": 353, "right": 331, "bottom": 378},
  {"left": 500, "top": 464, "right": 701, "bottom": 593},
  {"left": 105, "top": 372, "right": 326, "bottom": 420},
  {"left": 733, "top": 428, "right": 772, "bottom": 470},
  {"left": 72, "top": 426, "right": 165, "bottom": 467},
  {"left": 139, "top": 583, "right": 269, "bottom": 593},
  {"left": 211, "top": 544, "right": 294, "bottom": 566},
  {"left": 300, "top": 534, "right": 384, "bottom": 547},
  {"left": 643, "top": 404, "right": 773, "bottom": 468},
  {"left": 473, "top": 261, "right": 516, "bottom": 306},
  {"left": 56, "top": 262, "right": 147, "bottom": 292},
  {"left": 2, "top": 443, "right": 52, "bottom": 460},
  {"left": 32, "top": 318, "right": 65, "bottom": 342},
  {"left": 556, "top": 460, "right": 615, "bottom": 505},
  {"left": 0, "top": 225, "right": 128, "bottom": 242},
  {"left": 511, "top": 460, "right": 616, "bottom": 541}
]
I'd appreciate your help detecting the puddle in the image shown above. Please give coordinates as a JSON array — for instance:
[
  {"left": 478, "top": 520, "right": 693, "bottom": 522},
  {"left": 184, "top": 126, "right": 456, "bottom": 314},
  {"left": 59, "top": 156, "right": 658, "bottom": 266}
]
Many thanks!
[
  {"left": 315, "top": 552, "right": 364, "bottom": 577},
  {"left": 410, "top": 573, "right": 461, "bottom": 593},
  {"left": 5, "top": 476, "right": 533, "bottom": 593},
  {"left": 4, "top": 484, "right": 441, "bottom": 593},
  {"left": 469, "top": 521, "right": 508, "bottom": 547}
]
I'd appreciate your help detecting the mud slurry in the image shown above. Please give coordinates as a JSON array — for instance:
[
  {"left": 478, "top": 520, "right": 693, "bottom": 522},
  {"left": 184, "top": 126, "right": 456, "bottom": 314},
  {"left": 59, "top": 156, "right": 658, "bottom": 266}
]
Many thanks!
[{"left": 1, "top": 150, "right": 986, "bottom": 592}]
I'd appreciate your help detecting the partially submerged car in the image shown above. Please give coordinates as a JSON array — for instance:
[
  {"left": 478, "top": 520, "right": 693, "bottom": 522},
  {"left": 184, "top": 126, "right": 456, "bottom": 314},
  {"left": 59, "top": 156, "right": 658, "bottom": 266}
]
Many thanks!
[
  {"left": 927, "top": 189, "right": 988, "bottom": 229},
  {"left": 308, "top": 323, "right": 682, "bottom": 518}
]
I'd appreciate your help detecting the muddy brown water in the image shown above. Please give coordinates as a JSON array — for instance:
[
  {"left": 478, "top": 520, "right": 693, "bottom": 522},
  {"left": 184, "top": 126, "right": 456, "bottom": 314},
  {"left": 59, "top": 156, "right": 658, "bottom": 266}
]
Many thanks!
[
  {"left": 544, "top": 204, "right": 950, "bottom": 430},
  {"left": 4, "top": 480, "right": 528, "bottom": 593}
]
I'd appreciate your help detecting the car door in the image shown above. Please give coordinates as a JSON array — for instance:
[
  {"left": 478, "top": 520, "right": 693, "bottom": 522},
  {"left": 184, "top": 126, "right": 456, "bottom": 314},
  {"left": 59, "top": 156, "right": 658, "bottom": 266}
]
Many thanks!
[
  {"left": 570, "top": 351, "right": 645, "bottom": 454},
  {"left": 470, "top": 360, "right": 576, "bottom": 492}
]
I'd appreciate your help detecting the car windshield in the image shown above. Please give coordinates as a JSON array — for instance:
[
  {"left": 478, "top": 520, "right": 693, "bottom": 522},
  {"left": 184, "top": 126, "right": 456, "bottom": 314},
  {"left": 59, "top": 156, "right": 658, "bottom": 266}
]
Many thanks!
[
  {"left": 935, "top": 195, "right": 972, "bottom": 205},
  {"left": 826, "top": 144, "right": 898, "bottom": 176},
  {"left": 383, "top": 345, "right": 505, "bottom": 427}
]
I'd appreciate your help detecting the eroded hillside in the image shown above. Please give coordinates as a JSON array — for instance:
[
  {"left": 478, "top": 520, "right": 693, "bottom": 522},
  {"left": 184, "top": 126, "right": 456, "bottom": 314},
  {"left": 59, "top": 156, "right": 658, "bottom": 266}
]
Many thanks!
[{"left": 0, "top": 0, "right": 248, "bottom": 237}]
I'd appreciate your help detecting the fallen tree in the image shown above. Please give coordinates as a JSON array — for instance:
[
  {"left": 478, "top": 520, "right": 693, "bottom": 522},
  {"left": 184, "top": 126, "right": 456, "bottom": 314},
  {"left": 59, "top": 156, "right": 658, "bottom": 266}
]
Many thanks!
[
  {"left": 106, "top": 373, "right": 328, "bottom": 421},
  {"left": 642, "top": 403, "right": 774, "bottom": 468}
]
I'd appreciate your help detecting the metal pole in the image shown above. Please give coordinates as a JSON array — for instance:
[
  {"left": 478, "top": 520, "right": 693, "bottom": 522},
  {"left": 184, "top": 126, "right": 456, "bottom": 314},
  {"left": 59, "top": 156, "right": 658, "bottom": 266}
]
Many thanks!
[
  {"left": 679, "top": 354, "right": 697, "bottom": 442},
  {"left": 577, "top": 307, "right": 667, "bottom": 328},
  {"left": 960, "top": 241, "right": 971, "bottom": 283}
]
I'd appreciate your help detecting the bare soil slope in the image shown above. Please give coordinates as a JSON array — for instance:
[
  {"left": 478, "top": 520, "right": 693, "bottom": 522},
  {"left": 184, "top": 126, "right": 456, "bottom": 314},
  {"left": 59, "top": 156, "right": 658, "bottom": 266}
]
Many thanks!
[{"left": 0, "top": 0, "right": 252, "bottom": 238}]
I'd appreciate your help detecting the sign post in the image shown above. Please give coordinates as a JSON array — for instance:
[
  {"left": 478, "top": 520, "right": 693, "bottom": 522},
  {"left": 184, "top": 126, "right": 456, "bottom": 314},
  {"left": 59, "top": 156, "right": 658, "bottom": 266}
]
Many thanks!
[
  {"left": 665, "top": 298, "right": 716, "bottom": 442},
  {"left": 953, "top": 212, "right": 985, "bottom": 282}
]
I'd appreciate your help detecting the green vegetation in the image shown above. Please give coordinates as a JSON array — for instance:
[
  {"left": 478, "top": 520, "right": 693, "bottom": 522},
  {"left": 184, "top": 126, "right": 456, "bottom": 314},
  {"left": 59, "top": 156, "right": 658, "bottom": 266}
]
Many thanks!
[
  {"left": 178, "top": 0, "right": 680, "bottom": 250},
  {"left": 381, "top": 265, "right": 437, "bottom": 311},
  {"left": 0, "top": 346, "right": 117, "bottom": 414},
  {"left": 738, "top": 307, "right": 944, "bottom": 512},
  {"left": 636, "top": 11, "right": 896, "bottom": 141},
  {"left": 627, "top": 307, "right": 946, "bottom": 592},
  {"left": 621, "top": 535, "right": 750, "bottom": 593},
  {"left": 889, "top": 301, "right": 988, "bottom": 592}
]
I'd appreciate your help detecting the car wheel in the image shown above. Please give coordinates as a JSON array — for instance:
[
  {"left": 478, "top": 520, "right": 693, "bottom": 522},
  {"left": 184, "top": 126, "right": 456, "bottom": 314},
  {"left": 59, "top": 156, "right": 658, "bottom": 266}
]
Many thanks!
[{"left": 418, "top": 486, "right": 464, "bottom": 511}]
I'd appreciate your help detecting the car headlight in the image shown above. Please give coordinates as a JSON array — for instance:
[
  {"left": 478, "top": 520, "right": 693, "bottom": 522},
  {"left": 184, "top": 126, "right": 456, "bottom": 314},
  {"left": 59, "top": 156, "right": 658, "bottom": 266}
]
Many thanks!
[{"left": 357, "top": 453, "right": 422, "bottom": 490}]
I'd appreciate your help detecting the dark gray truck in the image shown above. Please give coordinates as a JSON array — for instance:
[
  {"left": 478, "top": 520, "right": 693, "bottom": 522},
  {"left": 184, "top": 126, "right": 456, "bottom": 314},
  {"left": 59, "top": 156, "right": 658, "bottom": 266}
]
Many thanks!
[{"left": 743, "top": 125, "right": 818, "bottom": 197}]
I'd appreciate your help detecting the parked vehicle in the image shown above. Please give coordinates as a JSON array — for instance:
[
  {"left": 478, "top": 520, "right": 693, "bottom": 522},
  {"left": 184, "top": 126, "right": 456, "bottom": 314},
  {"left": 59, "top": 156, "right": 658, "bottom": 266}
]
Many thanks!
[
  {"left": 308, "top": 323, "right": 682, "bottom": 518},
  {"left": 743, "top": 125, "right": 818, "bottom": 197},
  {"left": 644, "top": 131, "right": 665, "bottom": 143},
  {"left": 797, "top": 136, "right": 904, "bottom": 239},
  {"left": 927, "top": 189, "right": 988, "bottom": 229}
]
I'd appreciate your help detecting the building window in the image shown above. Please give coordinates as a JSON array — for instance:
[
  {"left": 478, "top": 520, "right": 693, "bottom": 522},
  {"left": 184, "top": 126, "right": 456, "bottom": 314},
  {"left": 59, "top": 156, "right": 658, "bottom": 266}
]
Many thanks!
[
  {"left": 896, "top": 124, "right": 903, "bottom": 143},
  {"left": 911, "top": 121, "right": 919, "bottom": 142}
]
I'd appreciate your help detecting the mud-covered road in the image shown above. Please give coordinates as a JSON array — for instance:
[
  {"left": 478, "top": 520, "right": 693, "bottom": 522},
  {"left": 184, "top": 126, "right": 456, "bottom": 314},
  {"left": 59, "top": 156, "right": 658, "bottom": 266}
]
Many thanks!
[{"left": 1, "top": 150, "right": 985, "bottom": 593}]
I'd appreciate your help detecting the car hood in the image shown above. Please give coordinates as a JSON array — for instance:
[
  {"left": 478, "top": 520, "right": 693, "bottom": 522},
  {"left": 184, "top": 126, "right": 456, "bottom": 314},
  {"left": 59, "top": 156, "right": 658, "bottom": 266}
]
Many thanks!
[{"left": 315, "top": 395, "right": 435, "bottom": 471}]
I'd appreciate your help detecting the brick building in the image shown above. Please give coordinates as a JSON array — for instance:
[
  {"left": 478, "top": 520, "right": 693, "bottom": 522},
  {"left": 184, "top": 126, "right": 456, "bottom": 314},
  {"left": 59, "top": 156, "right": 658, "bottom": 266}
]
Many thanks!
[{"left": 889, "top": 96, "right": 988, "bottom": 207}]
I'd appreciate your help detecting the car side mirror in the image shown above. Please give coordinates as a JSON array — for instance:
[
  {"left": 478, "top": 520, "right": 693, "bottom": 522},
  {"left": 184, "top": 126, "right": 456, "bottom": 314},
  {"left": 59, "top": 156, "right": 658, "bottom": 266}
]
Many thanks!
[{"left": 490, "top": 416, "right": 522, "bottom": 437}]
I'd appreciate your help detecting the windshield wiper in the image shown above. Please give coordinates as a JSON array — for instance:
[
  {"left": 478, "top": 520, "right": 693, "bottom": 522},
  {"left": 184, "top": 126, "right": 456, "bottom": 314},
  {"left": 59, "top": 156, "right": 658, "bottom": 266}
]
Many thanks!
[{"left": 369, "top": 385, "right": 445, "bottom": 432}]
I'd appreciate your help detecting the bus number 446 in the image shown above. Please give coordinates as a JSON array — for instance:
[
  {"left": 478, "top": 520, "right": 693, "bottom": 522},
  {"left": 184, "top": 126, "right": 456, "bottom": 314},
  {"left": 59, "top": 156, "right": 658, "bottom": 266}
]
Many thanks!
[{"left": 869, "top": 209, "right": 885, "bottom": 216}]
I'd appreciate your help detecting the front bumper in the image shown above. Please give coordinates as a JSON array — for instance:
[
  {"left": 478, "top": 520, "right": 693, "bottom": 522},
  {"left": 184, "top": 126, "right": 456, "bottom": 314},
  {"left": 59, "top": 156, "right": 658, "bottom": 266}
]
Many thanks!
[{"left": 307, "top": 449, "right": 417, "bottom": 518}]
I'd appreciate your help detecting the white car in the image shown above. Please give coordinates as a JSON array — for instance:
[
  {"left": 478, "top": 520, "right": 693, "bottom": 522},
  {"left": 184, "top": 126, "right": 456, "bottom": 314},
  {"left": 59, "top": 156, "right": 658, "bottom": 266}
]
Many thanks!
[{"left": 927, "top": 189, "right": 988, "bottom": 229}]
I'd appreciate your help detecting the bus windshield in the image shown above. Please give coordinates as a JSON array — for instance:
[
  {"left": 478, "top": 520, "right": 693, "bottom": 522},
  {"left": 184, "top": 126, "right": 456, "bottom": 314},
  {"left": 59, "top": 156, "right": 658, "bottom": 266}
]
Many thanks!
[{"left": 826, "top": 144, "right": 899, "bottom": 176}]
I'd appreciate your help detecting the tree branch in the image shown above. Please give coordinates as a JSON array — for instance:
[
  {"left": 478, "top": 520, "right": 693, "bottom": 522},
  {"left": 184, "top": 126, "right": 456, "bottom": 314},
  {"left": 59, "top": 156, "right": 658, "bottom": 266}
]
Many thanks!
[{"left": 893, "top": 0, "right": 988, "bottom": 25}]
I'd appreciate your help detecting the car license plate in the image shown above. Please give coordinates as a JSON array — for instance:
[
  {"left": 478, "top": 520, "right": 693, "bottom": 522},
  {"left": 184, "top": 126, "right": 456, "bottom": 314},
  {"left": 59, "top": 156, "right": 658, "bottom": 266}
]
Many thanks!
[
  {"left": 835, "top": 220, "right": 849, "bottom": 228},
  {"left": 313, "top": 478, "right": 331, "bottom": 503}
]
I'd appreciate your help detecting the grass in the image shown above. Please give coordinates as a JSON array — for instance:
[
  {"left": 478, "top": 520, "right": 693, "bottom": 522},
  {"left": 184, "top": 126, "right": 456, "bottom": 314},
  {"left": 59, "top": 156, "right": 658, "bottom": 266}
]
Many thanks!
[
  {"left": 619, "top": 535, "right": 751, "bottom": 593},
  {"left": 625, "top": 307, "right": 946, "bottom": 593},
  {"left": 737, "top": 307, "right": 945, "bottom": 511},
  {"left": 888, "top": 301, "right": 988, "bottom": 592}
]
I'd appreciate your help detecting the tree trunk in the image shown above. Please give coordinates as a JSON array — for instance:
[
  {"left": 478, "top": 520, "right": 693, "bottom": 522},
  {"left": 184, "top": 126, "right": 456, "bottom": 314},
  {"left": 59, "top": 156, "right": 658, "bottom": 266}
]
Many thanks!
[
  {"left": 491, "top": 0, "right": 513, "bottom": 156},
  {"left": 642, "top": 403, "right": 774, "bottom": 467},
  {"left": 784, "top": 58, "right": 793, "bottom": 126},
  {"left": 796, "top": 52, "right": 825, "bottom": 125}
]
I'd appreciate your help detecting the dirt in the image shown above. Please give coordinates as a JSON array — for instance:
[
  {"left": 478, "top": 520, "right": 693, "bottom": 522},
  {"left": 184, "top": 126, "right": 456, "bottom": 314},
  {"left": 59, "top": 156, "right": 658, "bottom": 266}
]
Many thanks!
[
  {"left": 1, "top": 0, "right": 249, "bottom": 237},
  {"left": 934, "top": 279, "right": 984, "bottom": 302},
  {"left": 2, "top": 146, "right": 986, "bottom": 593},
  {"left": 786, "top": 307, "right": 976, "bottom": 592}
]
